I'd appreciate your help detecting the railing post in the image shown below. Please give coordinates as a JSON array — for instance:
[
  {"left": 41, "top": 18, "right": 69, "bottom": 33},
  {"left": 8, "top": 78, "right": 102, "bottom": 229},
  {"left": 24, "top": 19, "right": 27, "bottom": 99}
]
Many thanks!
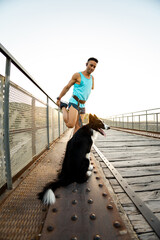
[
  {"left": 46, "top": 97, "right": 50, "bottom": 149},
  {"left": 122, "top": 115, "right": 124, "bottom": 128},
  {"left": 132, "top": 113, "right": 134, "bottom": 129},
  {"left": 4, "top": 58, "right": 12, "bottom": 189},
  {"left": 156, "top": 113, "right": 158, "bottom": 132},
  {"left": 58, "top": 109, "right": 60, "bottom": 137},
  {"left": 146, "top": 110, "right": 148, "bottom": 131},
  {"left": 32, "top": 97, "right": 36, "bottom": 156}
]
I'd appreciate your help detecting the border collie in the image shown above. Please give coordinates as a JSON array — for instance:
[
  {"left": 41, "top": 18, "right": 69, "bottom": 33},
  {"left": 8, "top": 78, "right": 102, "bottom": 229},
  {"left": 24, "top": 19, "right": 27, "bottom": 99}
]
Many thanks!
[{"left": 38, "top": 114, "right": 110, "bottom": 205}]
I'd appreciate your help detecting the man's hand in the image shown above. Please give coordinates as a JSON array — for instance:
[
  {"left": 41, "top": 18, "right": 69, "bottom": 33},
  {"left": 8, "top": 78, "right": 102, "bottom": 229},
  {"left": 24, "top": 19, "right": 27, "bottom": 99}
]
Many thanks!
[{"left": 56, "top": 99, "right": 60, "bottom": 107}]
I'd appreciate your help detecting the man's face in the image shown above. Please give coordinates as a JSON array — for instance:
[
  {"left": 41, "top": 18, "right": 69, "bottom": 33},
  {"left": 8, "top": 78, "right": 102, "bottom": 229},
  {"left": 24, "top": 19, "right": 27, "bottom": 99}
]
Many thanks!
[{"left": 86, "top": 60, "right": 97, "bottom": 74}]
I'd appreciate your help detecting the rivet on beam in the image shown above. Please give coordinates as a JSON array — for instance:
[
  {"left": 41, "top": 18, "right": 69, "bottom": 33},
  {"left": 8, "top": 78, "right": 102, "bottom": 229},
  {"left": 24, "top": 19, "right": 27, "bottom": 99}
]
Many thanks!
[
  {"left": 113, "top": 221, "right": 121, "bottom": 228},
  {"left": 71, "top": 237, "right": 78, "bottom": 240},
  {"left": 94, "top": 235, "right": 101, "bottom": 240},
  {"left": 99, "top": 183, "right": 103, "bottom": 188},
  {"left": 86, "top": 187, "right": 91, "bottom": 192},
  {"left": 107, "top": 204, "right": 113, "bottom": 210},
  {"left": 47, "top": 226, "right": 54, "bottom": 232},
  {"left": 102, "top": 192, "right": 107, "bottom": 197},
  {"left": 90, "top": 213, "right": 96, "bottom": 220},
  {"left": 88, "top": 199, "right": 93, "bottom": 204},
  {"left": 72, "top": 189, "right": 78, "bottom": 193},
  {"left": 52, "top": 208, "right": 58, "bottom": 213},
  {"left": 72, "top": 200, "right": 78, "bottom": 205},
  {"left": 71, "top": 214, "right": 78, "bottom": 221}
]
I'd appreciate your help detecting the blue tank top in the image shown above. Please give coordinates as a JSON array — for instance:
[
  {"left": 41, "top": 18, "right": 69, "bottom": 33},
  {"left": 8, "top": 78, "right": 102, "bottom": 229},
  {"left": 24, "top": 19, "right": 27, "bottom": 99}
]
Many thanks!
[{"left": 69, "top": 72, "right": 92, "bottom": 108}]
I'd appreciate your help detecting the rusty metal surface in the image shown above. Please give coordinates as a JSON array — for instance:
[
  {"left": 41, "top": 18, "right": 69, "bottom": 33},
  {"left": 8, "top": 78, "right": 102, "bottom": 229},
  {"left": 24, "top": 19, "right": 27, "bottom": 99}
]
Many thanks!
[
  {"left": 0, "top": 130, "right": 71, "bottom": 240},
  {"left": 40, "top": 154, "right": 132, "bottom": 240}
]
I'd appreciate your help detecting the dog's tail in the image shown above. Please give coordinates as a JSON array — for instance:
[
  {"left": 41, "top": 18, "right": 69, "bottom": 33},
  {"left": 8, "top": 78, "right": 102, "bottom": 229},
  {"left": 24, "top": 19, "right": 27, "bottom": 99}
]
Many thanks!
[{"left": 38, "top": 178, "right": 65, "bottom": 205}]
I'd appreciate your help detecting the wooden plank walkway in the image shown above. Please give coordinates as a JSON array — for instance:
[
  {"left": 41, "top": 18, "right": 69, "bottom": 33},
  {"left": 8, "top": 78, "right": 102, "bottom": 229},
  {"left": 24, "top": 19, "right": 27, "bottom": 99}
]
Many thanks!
[{"left": 94, "top": 129, "right": 160, "bottom": 240}]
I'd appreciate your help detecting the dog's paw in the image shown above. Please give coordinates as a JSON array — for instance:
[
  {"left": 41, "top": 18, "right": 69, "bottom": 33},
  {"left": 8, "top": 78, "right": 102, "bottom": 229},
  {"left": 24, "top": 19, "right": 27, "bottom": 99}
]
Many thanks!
[
  {"left": 43, "top": 189, "right": 56, "bottom": 205},
  {"left": 86, "top": 170, "right": 92, "bottom": 177},
  {"left": 86, "top": 153, "right": 90, "bottom": 160},
  {"left": 88, "top": 164, "right": 93, "bottom": 171}
]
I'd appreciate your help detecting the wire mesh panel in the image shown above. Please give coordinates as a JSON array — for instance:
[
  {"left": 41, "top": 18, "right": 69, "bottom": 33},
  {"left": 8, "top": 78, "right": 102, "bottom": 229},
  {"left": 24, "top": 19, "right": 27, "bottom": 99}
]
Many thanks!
[
  {"left": 60, "top": 112, "right": 64, "bottom": 135},
  {"left": 35, "top": 100, "right": 47, "bottom": 155},
  {"left": 0, "top": 45, "right": 69, "bottom": 190},
  {"left": 52, "top": 108, "right": 59, "bottom": 140},
  {"left": 9, "top": 82, "right": 33, "bottom": 178},
  {"left": 0, "top": 75, "right": 6, "bottom": 188}
]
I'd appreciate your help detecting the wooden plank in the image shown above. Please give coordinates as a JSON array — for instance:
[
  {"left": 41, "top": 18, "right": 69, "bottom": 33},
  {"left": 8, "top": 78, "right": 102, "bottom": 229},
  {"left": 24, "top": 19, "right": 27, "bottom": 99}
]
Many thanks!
[
  {"left": 95, "top": 129, "right": 160, "bottom": 239},
  {"left": 138, "top": 232, "right": 160, "bottom": 240},
  {"left": 112, "top": 158, "right": 160, "bottom": 168},
  {"left": 115, "top": 166, "right": 160, "bottom": 177},
  {"left": 111, "top": 175, "right": 160, "bottom": 189},
  {"left": 117, "top": 192, "right": 160, "bottom": 214}
]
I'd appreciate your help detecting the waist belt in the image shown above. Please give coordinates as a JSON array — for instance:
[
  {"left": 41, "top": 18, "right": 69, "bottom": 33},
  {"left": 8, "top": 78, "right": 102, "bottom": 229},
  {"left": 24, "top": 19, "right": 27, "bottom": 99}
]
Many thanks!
[{"left": 72, "top": 95, "right": 86, "bottom": 106}]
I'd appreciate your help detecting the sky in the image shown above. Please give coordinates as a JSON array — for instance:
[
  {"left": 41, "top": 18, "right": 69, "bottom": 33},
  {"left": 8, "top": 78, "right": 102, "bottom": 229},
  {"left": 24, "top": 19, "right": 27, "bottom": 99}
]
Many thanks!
[{"left": 0, "top": 0, "right": 160, "bottom": 118}]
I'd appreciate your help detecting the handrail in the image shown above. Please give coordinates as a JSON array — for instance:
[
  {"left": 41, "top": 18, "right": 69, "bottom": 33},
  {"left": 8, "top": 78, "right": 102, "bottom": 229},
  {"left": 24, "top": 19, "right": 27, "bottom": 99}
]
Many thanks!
[
  {"left": 0, "top": 44, "right": 66, "bottom": 191},
  {"left": 108, "top": 108, "right": 160, "bottom": 118},
  {"left": 105, "top": 108, "right": 160, "bottom": 133},
  {"left": 0, "top": 43, "right": 57, "bottom": 105}
]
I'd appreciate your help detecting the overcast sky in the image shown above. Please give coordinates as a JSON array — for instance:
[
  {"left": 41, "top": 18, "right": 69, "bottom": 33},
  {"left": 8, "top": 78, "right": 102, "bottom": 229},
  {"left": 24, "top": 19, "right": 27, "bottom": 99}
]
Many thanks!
[{"left": 0, "top": 0, "right": 160, "bottom": 117}]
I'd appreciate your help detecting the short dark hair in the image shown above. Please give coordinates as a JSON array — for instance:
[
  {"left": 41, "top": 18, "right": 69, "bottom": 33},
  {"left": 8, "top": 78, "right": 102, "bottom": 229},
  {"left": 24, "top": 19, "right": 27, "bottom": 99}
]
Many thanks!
[{"left": 87, "top": 57, "right": 98, "bottom": 63}]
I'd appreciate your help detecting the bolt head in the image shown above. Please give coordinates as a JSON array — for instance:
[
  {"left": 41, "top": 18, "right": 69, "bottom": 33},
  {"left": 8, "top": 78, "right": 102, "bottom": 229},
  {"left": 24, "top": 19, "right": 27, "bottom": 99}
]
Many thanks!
[
  {"left": 71, "top": 214, "right": 78, "bottom": 221},
  {"left": 94, "top": 235, "right": 101, "bottom": 240},
  {"left": 107, "top": 204, "right": 113, "bottom": 210},
  {"left": 47, "top": 226, "right": 54, "bottom": 232},
  {"left": 52, "top": 208, "right": 58, "bottom": 213},
  {"left": 102, "top": 192, "right": 107, "bottom": 197},
  {"left": 72, "top": 200, "right": 78, "bottom": 205},
  {"left": 72, "top": 189, "right": 78, "bottom": 193},
  {"left": 90, "top": 213, "right": 96, "bottom": 220},
  {"left": 86, "top": 187, "right": 91, "bottom": 192},
  {"left": 99, "top": 183, "right": 103, "bottom": 188},
  {"left": 113, "top": 221, "right": 121, "bottom": 228},
  {"left": 88, "top": 199, "right": 93, "bottom": 204}
]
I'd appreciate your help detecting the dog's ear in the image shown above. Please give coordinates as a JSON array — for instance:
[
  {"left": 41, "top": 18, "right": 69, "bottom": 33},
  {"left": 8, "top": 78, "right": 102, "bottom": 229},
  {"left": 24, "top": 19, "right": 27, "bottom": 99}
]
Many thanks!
[
  {"left": 93, "top": 114, "right": 99, "bottom": 119},
  {"left": 89, "top": 114, "right": 94, "bottom": 123}
]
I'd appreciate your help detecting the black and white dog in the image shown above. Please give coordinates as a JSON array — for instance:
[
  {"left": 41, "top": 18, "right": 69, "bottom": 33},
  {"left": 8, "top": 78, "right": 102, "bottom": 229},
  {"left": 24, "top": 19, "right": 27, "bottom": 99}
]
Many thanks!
[{"left": 38, "top": 114, "right": 110, "bottom": 205}]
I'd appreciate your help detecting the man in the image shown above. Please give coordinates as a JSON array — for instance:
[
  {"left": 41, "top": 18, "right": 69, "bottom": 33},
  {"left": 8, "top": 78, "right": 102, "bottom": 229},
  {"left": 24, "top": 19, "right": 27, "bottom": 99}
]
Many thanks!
[{"left": 56, "top": 57, "right": 98, "bottom": 134}]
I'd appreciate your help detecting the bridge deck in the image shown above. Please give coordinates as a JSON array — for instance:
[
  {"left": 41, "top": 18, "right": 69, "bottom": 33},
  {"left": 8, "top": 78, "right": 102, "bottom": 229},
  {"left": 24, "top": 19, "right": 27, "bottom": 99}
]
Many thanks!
[
  {"left": 94, "top": 129, "right": 160, "bottom": 240},
  {"left": 0, "top": 129, "right": 160, "bottom": 239}
]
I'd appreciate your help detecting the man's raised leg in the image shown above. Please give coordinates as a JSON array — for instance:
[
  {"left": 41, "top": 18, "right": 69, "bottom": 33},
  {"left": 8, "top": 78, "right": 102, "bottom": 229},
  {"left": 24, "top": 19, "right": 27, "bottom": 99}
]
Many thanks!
[{"left": 62, "top": 105, "right": 78, "bottom": 129}]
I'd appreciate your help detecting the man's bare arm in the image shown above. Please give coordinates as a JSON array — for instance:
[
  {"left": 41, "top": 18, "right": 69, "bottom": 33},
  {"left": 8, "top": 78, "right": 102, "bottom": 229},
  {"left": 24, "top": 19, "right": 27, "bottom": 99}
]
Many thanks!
[{"left": 57, "top": 73, "right": 80, "bottom": 101}]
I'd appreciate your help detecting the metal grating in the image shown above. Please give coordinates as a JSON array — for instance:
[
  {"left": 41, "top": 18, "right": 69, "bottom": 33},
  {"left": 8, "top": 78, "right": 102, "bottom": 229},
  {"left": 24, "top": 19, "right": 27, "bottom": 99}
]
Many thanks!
[
  {"left": 9, "top": 83, "right": 33, "bottom": 178},
  {"left": 35, "top": 100, "right": 47, "bottom": 155},
  {"left": 0, "top": 130, "right": 72, "bottom": 240}
]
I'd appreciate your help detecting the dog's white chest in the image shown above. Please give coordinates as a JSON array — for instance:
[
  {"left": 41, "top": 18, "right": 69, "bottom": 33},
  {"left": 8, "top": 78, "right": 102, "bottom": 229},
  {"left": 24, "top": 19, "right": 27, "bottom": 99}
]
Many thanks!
[{"left": 91, "top": 130, "right": 98, "bottom": 143}]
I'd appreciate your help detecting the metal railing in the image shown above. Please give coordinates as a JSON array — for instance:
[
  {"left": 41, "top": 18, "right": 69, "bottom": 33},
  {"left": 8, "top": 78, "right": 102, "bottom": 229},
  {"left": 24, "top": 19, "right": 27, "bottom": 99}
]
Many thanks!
[
  {"left": 105, "top": 108, "right": 160, "bottom": 133},
  {"left": 0, "top": 43, "right": 67, "bottom": 190}
]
